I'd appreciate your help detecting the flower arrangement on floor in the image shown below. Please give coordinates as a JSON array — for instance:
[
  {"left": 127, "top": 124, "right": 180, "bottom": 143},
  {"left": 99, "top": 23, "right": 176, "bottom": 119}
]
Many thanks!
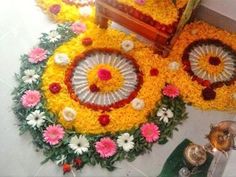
[
  {"left": 12, "top": 23, "right": 188, "bottom": 173},
  {"left": 36, "top": 0, "right": 95, "bottom": 22},
  {"left": 167, "top": 21, "right": 236, "bottom": 111}
]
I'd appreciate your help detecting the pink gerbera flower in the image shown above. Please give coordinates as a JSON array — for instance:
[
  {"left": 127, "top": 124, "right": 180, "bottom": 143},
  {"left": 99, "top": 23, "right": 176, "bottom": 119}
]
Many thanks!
[
  {"left": 95, "top": 137, "right": 117, "bottom": 158},
  {"left": 71, "top": 22, "right": 87, "bottom": 35},
  {"left": 28, "top": 48, "right": 47, "bottom": 63},
  {"left": 43, "top": 125, "right": 65, "bottom": 145},
  {"left": 162, "top": 84, "right": 180, "bottom": 98},
  {"left": 141, "top": 123, "right": 160, "bottom": 143},
  {"left": 21, "top": 90, "right": 41, "bottom": 108},
  {"left": 97, "top": 69, "right": 112, "bottom": 81}
]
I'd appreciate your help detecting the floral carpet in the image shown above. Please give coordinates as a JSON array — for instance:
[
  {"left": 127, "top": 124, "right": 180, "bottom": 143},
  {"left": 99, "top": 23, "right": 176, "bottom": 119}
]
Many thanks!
[{"left": 12, "top": 0, "right": 236, "bottom": 174}]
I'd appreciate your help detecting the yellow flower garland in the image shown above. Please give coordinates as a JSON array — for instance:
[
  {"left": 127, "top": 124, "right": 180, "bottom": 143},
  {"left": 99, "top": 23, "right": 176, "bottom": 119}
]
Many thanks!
[
  {"left": 36, "top": 0, "right": 95, "bottom": 23},
  {"left": 167, "top": 21, "right": 236, "bottom": 111},
  {"left": 42, "top": 25, "right": 168, "bottom": 134}
]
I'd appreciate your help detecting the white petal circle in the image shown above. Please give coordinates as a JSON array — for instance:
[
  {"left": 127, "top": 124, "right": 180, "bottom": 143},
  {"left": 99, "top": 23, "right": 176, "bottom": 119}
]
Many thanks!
[
  {"left": 121, "top": 40, "right": 134, "bottom": 52},
  {"left": 70, "top": 51, "right": 141, "bottom": 109},
  {"left": 187, "top": 40, "right": 236, "bottom": 83},
  {"left": 62, "top": 107, "right": 77, "bottom": 121},
  {"left": 131, "top": 98, "right": 145, "bottom": 110},
  {"left": 169, "top": 61, "right": 180, "bottom": 71}
]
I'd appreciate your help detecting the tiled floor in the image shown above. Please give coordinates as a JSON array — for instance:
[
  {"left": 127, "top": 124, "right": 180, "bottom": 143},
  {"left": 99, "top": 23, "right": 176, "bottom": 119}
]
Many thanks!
[{"left": 0, "top": 0, "right": 235, "bottom": 176}]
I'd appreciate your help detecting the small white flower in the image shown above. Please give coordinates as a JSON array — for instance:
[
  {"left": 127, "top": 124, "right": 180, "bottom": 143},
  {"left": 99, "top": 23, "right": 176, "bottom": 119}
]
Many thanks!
[
  {"left": 69, "top": 135, "right": 90, "bottom": 155},
  {"left": 54, "top": 53, "right": 69, "bottom": 66},
  {"left": 117, "top": 133, "right": 134, "bottom": 152},
  {"left": 168, "top": 61, "right": 180, "bottom": 71},
  {"left": 26, "top": 110, "right": 45, "bottom": 128},
  {"left": 157, "top": 107, "right": 173, "bottom": 123},
  {"left": 47, "top": 30, "right": 61, "bottom": 43},
  {"left": 121, "top": 40, "right": 134, "bottom": 52},
  {"left": 22, "top": 69, "right": 39, "bottom": 84},
  {"left": 131, "top": 98, "right": 145, "bottom": 110},
  {"left": 62, "top": 107, "right": 77, "bottom": 121},
  {"left": 79, "top": 6, "right": 92, "bottom": 17}
]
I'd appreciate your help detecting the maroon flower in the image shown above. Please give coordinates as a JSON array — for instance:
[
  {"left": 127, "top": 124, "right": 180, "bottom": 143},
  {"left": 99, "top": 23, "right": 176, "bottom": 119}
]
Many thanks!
[
  {"left": 82, "top": 37, "right": 93, "bottom": 46},
  {"left": 49, "top": 4, "right": 61, "bottom": 15},
  {"left": 74, "top": 158, "right": 83, "bottom": 169},
  {"left": 49, "top": 83, "right": 61, "bottom": 94},
  {"left": 209, "top": 57, "right": 221, "bottom": 66},
  {"left": 150, "top": 68, "right": 159, "bottom": 76},
  {"left": 202, "top": 87, "right": 216, "bottom": 100},
  {"left": 62, "top": 163, "right": 71, "bottom": 174},
  {"left": 89, "top": 84, "right": 100, "bottom": 92},
  {"left": 98, "top": 114, "right": 110, "bottom": 126}
]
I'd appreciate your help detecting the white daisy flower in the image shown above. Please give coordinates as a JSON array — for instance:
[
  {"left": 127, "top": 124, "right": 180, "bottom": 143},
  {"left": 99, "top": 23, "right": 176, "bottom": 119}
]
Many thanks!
[
  {"left": 47, "top": 30, "right": 61, "bottom": 43},
  {"left": 69, "top": 135, "right": 90, "bottom": 155},
  {"left": 54, "top": 53, "right": 69, "bottom": 66},
  {"left": 79, "top": 6, "right": 92, "bottom": 17},
  {"left": 121, "top": 40, "right": 134, "bottom": 52},
  {"left": 131, "top": 98, "right": 145, "bottom": 110},
  {"left": 168, "top": 61, "right": 180, "bottom": 71},
  {"left": 62, "top": 107, "right": 77, "bottom": 121},
  {"left": 22, "top": 69, "right": 39, "bottom": 84},
  {"left": 26, "top": 110, "right": 45, "bottom": 128},
  {"left": 117, "top": 133, "right": 134, "bottom": 152},
  {"left": 157, "top": 107, "right": 173, "bottom": 123}
]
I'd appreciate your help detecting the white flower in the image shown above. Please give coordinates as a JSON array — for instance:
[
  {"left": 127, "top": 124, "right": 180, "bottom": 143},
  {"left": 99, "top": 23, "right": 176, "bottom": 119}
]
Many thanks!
[
  {"left": 157, "top": 107, "right": 173, "bottom": 123},
  {"left": 121, "top": 40, "right": 134, "bottom": 52},
  {"left": 22, "top": 69, "right": 39, "bottom": 84},
  {"left": 69, "top": 135, "right": 90, "bottom": 155},
  {"left": 62, "top": 107, "right": 77, "bottom": 121},
  {"left": 47, "top": 30, "right": 61, "bottom": 43},
  {"left": 131, "top": 98, "right": 145, "bottom": 110},
  {"left": 54, "top": 53, "right": 69, "bottom": 66},
  {"left": 26, "top": 110, "right": 45, "bottom": 128},
  {"left": 79, "top": 6, "right": 92, "bottom": 17},
  {"left": 168, "top": 61, "right": 180, "bottom": 71},
  {"left": 117, "top": 133, "right": 134, "bottom": 152}
]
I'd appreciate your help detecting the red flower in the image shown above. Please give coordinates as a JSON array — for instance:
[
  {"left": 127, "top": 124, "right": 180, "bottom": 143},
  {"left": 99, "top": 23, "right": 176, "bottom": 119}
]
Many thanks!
[
  {"left": 89, "top": 84, "right": 100, "bottom": 92},
  {"left": 209, "top": 57, "right": 221, "bottom": 66},
  {"left": 98, "top": 114, "right": 110, "bottom": 126},
  {"left": 62, "top": 163, "right": 71, "bottom": 174},
  {"left": 74, "top": 158, "right": 83, "bottom": 169},
  {"left": 202, "top": 80, "right": 211, "bottom": 87},
  {"left": 49, "top": 4, "right": 61, "bottom": 15},
  {"left": 82, "top": 37, "right": 93, "bottom": 46},
  {"left": 162, "top": 84, "right": 180, "bottom": 98},
  {"left": 49, "top": 83, "right": 61, "bottom": 94},
  {"left": 150, "top": 68, "right": 159, "bottom": 76},
  {"left": 202, "top": 87, "right": 216, "bottom": 100}
]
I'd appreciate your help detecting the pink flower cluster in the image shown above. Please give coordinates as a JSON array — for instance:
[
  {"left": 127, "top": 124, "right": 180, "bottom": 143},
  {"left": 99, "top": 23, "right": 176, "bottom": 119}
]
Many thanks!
[
  {"left": 71, "top": 22, "right": 87, "bottom": 35},
  {"left": 21, "top": 90, "right": 41, "bottom": 108},
  {"left": 141, "top": 123, "right": 160, "bottom": 143},
  {"left": 28, "top": 48, "right": 47, "bottom": 63},
  {"left": 162, "top": 84, "right": 180, "bottom": 98},
  {"left": 43, "top": 125, "right": 65, "bottom": 145},
  {"left": 95, "top": 137, "right": 117, "bottom": 158}
]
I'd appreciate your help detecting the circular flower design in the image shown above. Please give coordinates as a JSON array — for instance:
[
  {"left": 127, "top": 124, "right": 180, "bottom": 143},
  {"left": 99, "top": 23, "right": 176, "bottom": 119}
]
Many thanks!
[
  {"left": 54, "top": 53, "right": 70, "bottom": 66},
  {"left": 21, "top": 90, "right": 41, "bottom": 108},
  {"left": 183, "top": 39, "right": 236, "bottom": 85},
  {"left": 26, "top": 110, "right": 45, "bottom": 128},
  {"left": 62, "top": 107, "right": 77, "bottom": 121},
  {"left": 141, "top": 123, "right": 160, "bottom": 143},
  {"left": 121, "top": 40, "right": 134, "bottom": 52},
  {"left": 131, "top": 98, "right": 145, "bottom": 110},
  {"left": 28, "top": 48, "right": 47, "bottom": 63},
  {"left": 66, "top": 49, "right": 143, "bottom": 110}
]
